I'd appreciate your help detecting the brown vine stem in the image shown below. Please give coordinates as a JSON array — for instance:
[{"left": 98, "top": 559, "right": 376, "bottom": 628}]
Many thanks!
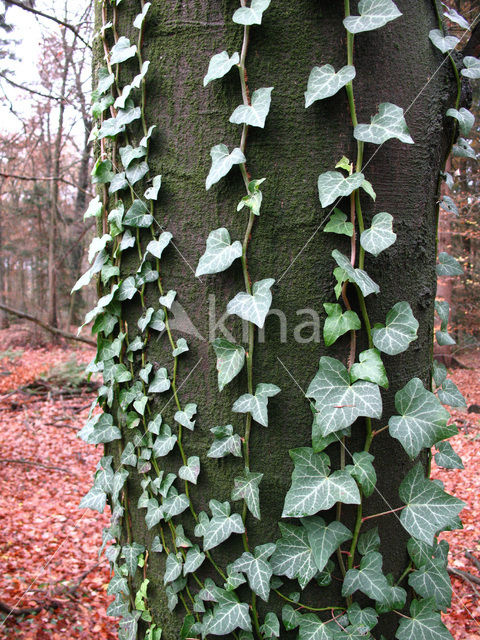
[{"left": 361, "top": 505, "right": 406, "bottom": 523}]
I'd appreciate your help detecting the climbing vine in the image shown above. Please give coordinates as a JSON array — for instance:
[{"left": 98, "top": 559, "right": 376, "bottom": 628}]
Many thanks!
[{"left": 73, "top": 1, "right": 480, "bottom": 639}]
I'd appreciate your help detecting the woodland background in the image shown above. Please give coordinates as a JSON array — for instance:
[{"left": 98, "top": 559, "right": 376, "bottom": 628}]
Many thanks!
[{"left": 0, "top": 0, "right": 479, "bottom": 638}]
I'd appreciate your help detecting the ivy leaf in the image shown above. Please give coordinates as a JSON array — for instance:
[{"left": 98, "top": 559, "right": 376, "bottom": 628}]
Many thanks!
[
  {"left": 227, "top": 278, "right": 275, "bottom": 329},
  {"left": 436, "top": 252, "right": 463, "bottom": 276},
  {"left": 159, "top": 290, "right": 176, "bottom": 309},
  {"left": 206, "top": 144, "right": 246, "bottom": 190},
  {"left": 120, "top": 144, "right": 146, "bottom": 168},
  {"left": 332, "top": 250, "right": 380, "bottom": 297},
  {"left": 212, "top": 338, "right": 246, "bottom": 391},
  {"left": 232, "top": 382, "right": 280, "bottom": 427},
  {"left": 152, "top": 423, "right": 177, "bottom": 457},
  {"left": 323, "top": 302, "right": 361, "bottom": 347},
  {"left": 207, "top": 425, "right": 243, "bottom": 458},
  {"left": 343, "top": 0, "right": 402, "bottom": 34},
  {"left": 123, "top": 542, "right": 145, "bottom": 576},
  {"left": 429, "top": 29, "right": 459, "bottom": 54},
  {"left": 462, "top": 55, "right": 480, "bottom": 79},
  {"left": 388, "top": 378, "right": 454, "bottom": 458},
  {"left": 395, "top": 598, "right": 453, "bottom": 640},
  {"left": 80, "top": 485, "right": 106, "bottom": 513},
  {"left": 317, "top": 171, "right": 364, "bottom": 208},
  {"left": 148, "top": 368, "right": 171, "bottom": 393},
  {"left": 282, "top": 448, "right": 361, "bottom": 518},
  {"left": 350, "top": 348, "right": 389, "bottom": 389},
  {"left": 205, "top": 590, "right": 252, "bottom": 636},
  {"left": 446, "top": 107, "right": 475, "bottom": 136},
  {"left": 195, "top": 227, "right": 242, "bottom": 276},
  {"left": 179, "top": 456, "right": 200, "bottom": 484},
  {"left": 342, "top": 551, "right": 402, "bottom": 605},
  {"left": 164, "top": 552, "right": 183, "bottom": 584},
  {"left": 360, "top": 212, "right": 397, "bottom": 256},
  {"left": 260, "top": 612, "right": 280, "bottom": 638},
  {"left": 172, "top": 338, "right": 189, "bottom": 357},
  {"left": 232, "top": 0, "right": 271, "bottom": 25},
  {"left": 358, "top": 528, "right": 380, "bottom": 555},
  {"left": 270, "top": 522, "right": 318, "bottom": 588},
  {"left": 204, "top": 51, "right": 240, "bottom": 86},
  {"left": 231, "top": 544, "right": 275, "bottom": 601},
  {"left": 347, "top": 603, "right": 378, "bottom": 632},
  {"left": 230, "top": 87, "right": 273, "bottom": 128},
  {"left": 123, "top": 199, "right": 153, "bottom": 228},
  {"left": 145, "top": 498, "right": 163, "bottom": 529},
  {"left": 92, "top": 158, "right": 114, "bottom": 184},
  {"left": 443, "top": 5, "right": 469, "bottom": 29},
  {"left": 97, "top": 67, "right": 114, "bottom": 94},
  {"left": 305, "top": 65, "right": 356, "bottom": 107},
  {"left": 78, "top": 412, "right": 121, "bottom": 445},
  {"left": 399, "top": 464, "right": 464, "bottom": 544},
  {"left": 231, "top": 470, "right": 263, "bottom": 519},
  {"left": 237, "top": 178, "right": 266, "bottom": 216},
  {"left": 307, "top": 356, "right": 382, "bottom": 436},
  {"left": 302, "top": 516, "right": 352, "bottom": 573},
  {"left": 174, "top": 403, "right": 197, "bottom": 431},
  {"left": 408, "top": 557, "right": 452, "bottom": 611},
  {"left": 297, "top": 612, "right": 336, "bottom": 639},
  {"left": 432, "top": 360, "right": 447, "bottom": 388},
  {"left": 434, "top": 441, "right": 464, "bottom": 470},
  {"left": 144, "top": 174, "right": 162, "bottom": 200},
  {"left": 110, "top": 36, "right": 137, "bottom": 64},
  {"left": 372, "top": 301, "right": 419, "bottom": 356},
  {"left": 324, "top": 209, "right": 354, "bottom": 236},
  {"left": 162, "top": 492, "right": 190, "bottom": 520},
  {"left": 439, "top": 195, "right": 458, "bottom": 216},
  {"left": 201, "top": 500, "right": 245, "bottom": 551},
  {"left": 453, "top": 138, "right": 476, "bottom": 159},
  {"left": 345, "top": 451, "right": 377, "bottom": 497},
  {"left": 354, "top": 103, "right": 413, "bottom": 145},
  {"left": 133, "top": 2, "right": 151, "bottom": 28},
  {"left": 183, "top": 546, "right": 206, "bottom": 575},
  {"left": 437, "top": 378, "right": 466, "bottom": 408}
]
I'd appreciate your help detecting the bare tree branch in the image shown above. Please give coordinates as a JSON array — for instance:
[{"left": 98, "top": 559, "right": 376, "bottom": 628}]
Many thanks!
[{"left": 0, "top": 73, "right": 63, "bottom": 101}]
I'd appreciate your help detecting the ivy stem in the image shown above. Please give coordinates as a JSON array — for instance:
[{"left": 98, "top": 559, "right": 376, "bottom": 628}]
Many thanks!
[
  {"left": 361, "top": 505, "right": 406, "bottom": 523},
  {"left": 273, "top": 589, "right": 345, "bottom": 613},
  {"left": 371, "top": 424, "right": 389, "bottom": 439},
  {"left": 336, "top": 438, "right": 347, "bottom": 578},
  {"left": 395, "top": 561, "right": 413, "bottom": 586}
]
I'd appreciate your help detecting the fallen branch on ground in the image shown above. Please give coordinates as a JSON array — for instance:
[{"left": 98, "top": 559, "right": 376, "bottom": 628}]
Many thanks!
[
  {"left": 0, "top": 459, "right": 75, "bottom": 475},
  {"left": 448, "top": 567, "right": 480, "bottom": 596},
  {"left": 465, "top": 551, "right": 480, "bottom": 573}
]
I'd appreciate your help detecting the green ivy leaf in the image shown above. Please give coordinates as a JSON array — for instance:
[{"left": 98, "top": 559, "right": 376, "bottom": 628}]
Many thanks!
[
  {"left": 350, "top": 348, "right": 388, "bottom": 389},
  {"left": 260, "top": 612, "right": 280, "bottom": 638},
  {"left": 237, "top": 178, "right": 265, "bottom": 216},
  {"left": 354, "top": 102, "right": 413, "bottom": 145},
  {"left": 317, "top": 171, "right": 364, "bottom": 208},
  {"left": 204, "top": 50, "right": 240, "bottom": 86},
  {"left": 144, "top": 174, "right": 162, "bottom": 200},
  {"left": 120, "top": 144, "right": 146, "bottom": 168},
  {"left": 133, "top": 2, "right": 151, "bottom": 29},
  {"left": 270, "top": 522, "right": 318, "bottom": 588},
  {"left": 206, "top": 144, "right": 246, "bottom": 190},
  {"left": 231, "top": 544, "right": 275, "bottom": 601},
  {"left": 230, "top": 87, "right": 273, "bottom": 128},
  {"left": 372, "top": 301, "right": 418, "bottom": 356},
  {"left": 91, "top": 158, "right": 114, "bottom": 184},
  {"left": 429, "top": 29, "right": 459, "bottom": 53},
  {"left": 179, "top": 456, "right": 200, "bottom": 484},
  {"left": 360, "top": 212, "right": 396, "bottom": 256},
  {"left": 437, "top": 378, "right": 466, "bottom": 408},
  {"left": 462, "top": 55, "right": 480, "bottom": 79},
  {"left": 84, "top": 196, "right": 103, "bottom": 220},
  {"left": 324, "top": 209, "right": 354, "bottom": 236},
  {"left": 343, "top": 0, "right": 402, "bottom": 33},
  {"left": 227, "top": 278, "right": 275, "bottom": 329},
  {"left": 443, "top": 6, "right": 469, "bottom": 29},
  {"left": 126, "top": 161, "right": 149, "bottom": 185},
  {"left": 110, "top": 36, "right": 137, "bottom": 64},
  {"left": 395, "top": 598, "right": 453, "bottom": 640},
  {"left": 205, "top": 589, "right": 252, "bottom": 636},
  {"left": 172, "top": 338, "right": 189, "bottom": 357},
  {"left": 408, "top": 557, "right": 451, "bottom": 611},
  {"left": 78, "top": 412, "right": 121, "bottom": 445},
  {"left": 207, "top": 425, "right": 242, "bottom": 458},
  {"left": 123, "top": 199, "right": 153, "bottom": 228},
  {"left": 162, "top": 492, "right": 190, "bottom": 520},
  {"left": 305, "top": 64, "right": 356, "bottom": 107},
  {"left": 345, "top": 451, "right": 377, "bottom": 497},
  {"left": 358, "top": 527, "right": 380, "bottom": 555},
  {"left": 97, "top": 67, "right": 114, "bottom": 94},
  {"left": 452, "top": 138, "right": 476, "bottom": 159},
  {"left": 231, "top": 470, "right": 263, "bottom": 519},
  {"left": 183, "top": 546, "right": 205, "bottom": 575},
  {"left": 342, "top": 551, "right": 405, "bottom": 607},
  {"left": 232, "top": 382, "right": 280, "bottom": 427},
  {"left": 302, "top": 516, "right": 352, "bottom": 573},
  {"left": 434, "top": 441, "right": 464, "bottom": 469},
  {"left": 212, "top": 338, "right": 246, "bottom": 392},
  {"left": 439, "top": 195, "right": 458, "bottom": 216},
  {"left": 201, "top": 500, "right": 245, "bottom": 551},
  {"left": 159, "top": 290, "right": 176, "bottom": 309},
  {"left": 164, "top": 552, "right": 183, "bottom": 584},
  {"left": 117, "top": 276, "right": 137, "bottom": 301},
  {"left": 122, "top": 542, "right": 145, "bottom": 576},
  {"left": 446, "top": 107, "right": 475, "bottom": 136},
  {"left": 432, "top": 360, "right": 447, "bottom": 388},
  {"left": 148, "top": 368, "right": 171, "bottom": 393},
  {"left": 174, "top": 403, "right": 197, "bottom": 430},
  {"left": 347, "top": 603, "right": 378, "bottom": 631},
  {"left": 297, "top": 612, "right": 336, "bottom": 639},
  {"left": 388, "top": 378, "right": 454, "bottom": 458},
  {"left": 80, "top": 485, "right": 106, "bottom": 513},
  {"left": 282, "top": 448, "right": 361, "bottom": 517},
  {"left": 436, "top": 252, "right": 463, "bottom": 276},
  {"left": 196, "top": 227, "right": 242, "bottom": 277},
  {"left": 332, "top": 250, "right": 380, "bottom": 297},
  {"left": 145, "top": 498, "right": 163, "bottom": 529},
  {"left": 399, "top": 464, "right": 464, "bottom": 544},
  {"left": 232, "top": 0, "right": 271, "bottom": 25},
  {"left": 323, "top": 303, "right": 361, "bottom": 347}
]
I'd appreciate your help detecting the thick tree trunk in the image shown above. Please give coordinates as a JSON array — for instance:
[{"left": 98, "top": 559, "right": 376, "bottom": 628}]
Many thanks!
[{"left": 101, "top": 1, "right": 456, "bottom": 637}]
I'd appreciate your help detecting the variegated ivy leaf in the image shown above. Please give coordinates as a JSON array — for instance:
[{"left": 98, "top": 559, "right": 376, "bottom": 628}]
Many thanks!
[
  {"left": 462, "top": 55, "right": 480, "bottom": 79},
  {"left": 435, "top": 300, "right": 450, "bottom": 332},
  {"left": 159, "top": 290, "right": 176, "bottom": 309},
  {"left": 183, "top": 546, "right": 205, "bottom": 575},
  {"left": 162, "top": 492, "right": 190, "bottom": 520},
  {"left": 145, "top": 232, "right": 172, "bottom": 260},
  {"left": 436, "top": 252, "right": 463, "bottom": 276},
  {"left": 110, "top": 36, "right": 137, "bottom": 64},
  {"left": 408, "top": 556, "right": 452, "bottom": 611},
  {"left": 148, "top": 368, "right": 171, "bottom": 393},
  {"left": 78, "top": 412, "right": 121, "bottom": 445},
  {"left": 453, "top": 137, "right": 476, "bottom": 158},
  {"left": 224, "top": 568, "right": 247, "bottom": 591},
  {"left": 372, "top": 301, "right": 419, "bottom": 356},
  {"left": 207, "top": 424, "right": 243, "bottom": 458},
  {"left": 297, "top": 612, "right": 337, "bottom": 639},
  {"left": 260, "top": 612, "right": 280, "bottom": 638},
  {"left": 144, "top": 174, "right": 162, "bottom": 200},
  {"left": 145, "top": 498, "right": 163, "bottom": 529},
  {"left": 389, "top": 378, "right": 455, "bottom": 458},
  {"left": 232, "top": 382, "right": 280, "bottom": 427},
  {"left": 399, "top": 464, "right": 464, "bottom": 545},
  {"left": 174, "top": 403, "right": 197, "bottom": 430},
  {"left": 343, "top": 0, "right": 402, "bottom": 33},
  {"left": 317, "top": 171, "right": 364, "bottom": 208},
  {"left": 232, "top": 0, "right": 271, "bottom": 25},
  {"left": 237, "top": 178, "right": 265, "bottom": 216},
  {"left": 204, "top": 589, "right": 252, "bottom": 636},
  {"left": 324, "top": 209, "right": 354, "bottom": 236},
  {"left": 360, "top": 212, "right": 396, "bottom": 256},
  {"left": 230, "top": 87, "right": 273, "bottom": 128},
  {"left": 306, "top": 356, "right": 382, "bottom": 436},
  {"left": 121, "top": 442, "right": 137, "bottom": 467},
  {"left": 343, "top": 551, "right": 406, "bottom": 609},
  {"left": 302, "top": 516, "right": 352, "bottom": 574},
  {"left": 350, "top": 348, "right": 388, "bottom": 389},
  {"left": 354, "top": 103, "right": 413, "bottom": 145},
  {"left": 200, "top": 500, "right": 245, "bottom": 551},
  {"left": 305, "top": 64, "right": 356, "bottom": 107},
  {"left": 231, "top": 544, "right": 275, "bottom": 602},
  {"left": 174, "top": 524, "right": 192, "bottom": 548},
  {"left": 204, "top": 51, "right": 240, "bottom": 86},
  {"left": 133, "top": 1, "right": 151, "bottom": 28},
  {"left": 231, "top": 470, "right": 263, "bottom": 519},
  {"left": 195, "top": 227, "right": 242, "bottom": 277},
  {"left": 332, "top": 250, "right": 380, "bottom": 297},
  {"left": 345, "top": 451, "right": 377, "bottom": 497},
  {"left": 179, "top": 456, "right": 200, "bottom": 484},
  {"left": 164, "top": 552, "right": 183, "bottom": 584},
  {"left": 396, "top": 598, "right": 453, "bottom": 640},
  {"left": 122, "top": 543, "right": 145, "bottom": 579},
  {"left": 123, "top": 199, "right": 153, "bottom": 228},
  {"left": 282, "top": 448, "right": 361, "bottom": 518},
  {"left": 433, "top": 359, "right": 448, "bottom": 388},
  {"left": 446, "top": 107, "right": 475, "bottom": 136},
  {"left": 212, "top": 338, "right": 246, "bottom": 391},
  {"left": 437, "top": 378, "right": 466, "bottom": 408},
  {"left": 172, "top": 338, "right": 188, "bottom": 357},
  {"left": 270, "top": 522, "right": 318, "bottom": 588},
  {"left": 227, "top": 278, "right": 275, "bottom": 328},
  {"left": 206, "top": 144, "right": 246, "bottom": 190},
  {"left": 323, "top": 302, "right": 361, "bottom": 347},
  {"left": 80, "top": 485, "right": 106, "bottom": 513},
  {"left": 429, "top": 29, "right": 459, "bottom": 54},
  {"left": 434, "top": 441, "right": 464, "bottom": 469}
]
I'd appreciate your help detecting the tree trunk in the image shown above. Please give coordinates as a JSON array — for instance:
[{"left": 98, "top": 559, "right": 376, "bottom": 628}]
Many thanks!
[{"left": 96, "top": 1, "right": 456, "bottom": 638}]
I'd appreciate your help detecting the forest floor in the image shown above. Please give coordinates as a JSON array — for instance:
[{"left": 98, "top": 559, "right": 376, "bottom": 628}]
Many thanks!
[{"left": 0, "top": 327, "right": 479, "bottom": 639}]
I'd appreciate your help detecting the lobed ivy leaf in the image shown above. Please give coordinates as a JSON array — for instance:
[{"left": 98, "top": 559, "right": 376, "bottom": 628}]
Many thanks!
[
  {"left": 227, "top": 278, "right": 275, "bottom": 329},
  {"left": 360, "top": 212, "right": 397, "bottom": 256},
  {"left": 297, "top": 612, "right": 336, "bottom": 639},
  {"left": 345, "top": 451, "right": 377, "bottom": 497},
  {"left": 232, "top": 0, "right": 271, "bottom": 25},
  {"left": 232, "top": 382, "right": 280, "bottom": 427},
  {"left": 282, "top": 448, "right": 361, "bottom": 518},
  {"left": 237, "top": 178, "right": 265, "bottom": 216},
  {"left": 117, "top": 276, "right": 137, "bottom": 301},
  {"left": 434, "top": 441, "right": 464, "bottom": 469},
  {"left": 92, "top": 158, "right": 114, "bottom": 184},
  {"left": 302, "top": 516, "right": 352, "bottom": 573},
  {"left": 204, "top": 50, "right": 239, "bottom": 86},
  {"left": 120, "top": 144, "right": 146, "bottom": 168},
  {"left": 446, "top": 107, "right": 475, "bottom": 136},
  {"left": 270, "top": 522, "right": 318, "bottom": 588},
  {"left": 78, "top": 412, "right": 121, "bottom": 445},
  {"left": 436, "top": 252, "right": 463, "bottom": 276},
  {"left": 429, "top": 29, "right": 459, "bottom": 54},
  {"left": 207, "top": 424, "right": 242, "bottom": 458},
  {"left": 372, "top": 301, "right": 418, "bottom": 355},
  {"left": 204, "top": 589, "right": 252, "bottom": 636},
  {"left": 230, "top": 87, "right": 273, "bottom": 128},
  {"left": 324, "top": 209, "right": 354, "bottom": 236},
  {"left": 123, "top": 542, "right": 145, "bottom": 576},
  {"left": 159, "top": 290, "right": 176, "bottom": 309},
  {"left": 342, "top": 551, "right": 406, "bottom": 607},
  {"left": 148, "top": 368, "right": 171, "bottom": 393},
  {"left": 183, "top": 546, "right": 205, "bottom": 575},
  {"left": 145, "top": 498, "right": 163, "bottom": 529},
  {"left": 358, "top": 527, "right": 381, "bottom": 555},
  {"left": 80, "top": 485, "right": 106, "bottom": 513},
  {"left": 110, "top": 36, "right": 137, "bottom": 64},
  {"left": 408, "top": 556, "right": 451, "bottom": 611},
  {"left": 305, "top": 65, "right": 356, "bottom": 107},
  {"left": 123, "top": 199, "right": 153, "bottom": 228},
  {"left": 323, "top": 303, "right": 361, "bottom": 347},
  {"left": 164, "top": 552, "right": 183, "bottom": 584},
  {"left": 260, "top": 612, "right": 280, "bottom": 638},
  {"left": 206, "top": 144, "right": 246, "bottom": 190},
  {"left": 212, "top": 338, "right": 245, "bottom": 391},
  {"left": 395, "top": 598, "right": 453, "bottom": 640},
  {"left": 317, "top": 171, "right": 364, "bottom": 208},
  {"left": 350, "top": 348, "right": 388, "bottom": 389},
  {"left": 231, "top": 544, "right": 275, "bottom": 601},
  {"left": 347, "top": 603, "right": 378, "bottom": 631},
  {"left": 195, "top": 227, "right": 242, "bottom": 276},
  {"left": 201, "top": 500, "right": 245, "bottom": 551},
  {"left": 126, "top": 161, "right": 149, "bottom": 185},
  {"left": 452, "top": 137, "right": 476, "bottom": 159},
  {"left": 443, "top": 5, "right": 469, "bottom": 29},
  {"left": 332, "top": 250, "right": 380, "bottom": 297},
  {"left": 144, "top": 174, "right": 162, "bottom": 200},
  {"left": 354, "top": 103, "right": 413, "bottom": 145},
  {"left": 179, "top": 456, "right": 200, "bottom": 484},
  {"left": 174, "top": 403, "right": 197, "bottom": 431},
  {"left": 133, "top": 2, "right": 151, "bottom": 29},
  {"left": 343, "top": 0, "right": 402, "bottom": 34},
  {"left": 162, "top": 492, "right": 190, "bottom": 520},
  {"left": 172, "top": 338, "right": 189, "bottom": 358},
  {"left": 231, "top": 470, "right": 263, "bottom": 519},
  {"left": 461, "top": 55, "right": 480, "bottom": 79}
]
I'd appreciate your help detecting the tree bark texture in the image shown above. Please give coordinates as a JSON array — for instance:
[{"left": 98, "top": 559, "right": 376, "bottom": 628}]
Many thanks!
[{"left": 101, "top": 1, "right": 456, "bottom": 637}]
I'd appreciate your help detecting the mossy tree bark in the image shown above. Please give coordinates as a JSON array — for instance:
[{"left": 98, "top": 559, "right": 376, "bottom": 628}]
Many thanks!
[{"left": 100, "top": 1, "right": 457, "bottom": 638}]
